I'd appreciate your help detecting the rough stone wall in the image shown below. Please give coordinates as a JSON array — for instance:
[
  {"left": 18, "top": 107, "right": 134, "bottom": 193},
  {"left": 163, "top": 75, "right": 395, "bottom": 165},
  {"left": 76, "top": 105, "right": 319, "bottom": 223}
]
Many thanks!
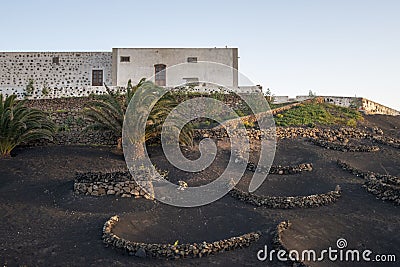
[
  {"left": 361, "top": 98, "right": 400, "bottom": 116},
  {"left": 24, "top": 97, "right": 117, "bottom": 146},
  {"left": 23, "top": 95, "right": 249, "bottom": 146},
  {"left": 272, "top": 95, "right": 399, "bottom": 116},
  {"left": 323, "top": 96, "right": 358, "bottom": 108},
  {"left": 324, "top": 96, "right": 399, "bottom": 116},
  {"left": 102, "top": 215, "right": 260, "bottom": 259},
  {"left": 0, "top": 52, "right": 112, "bottom": 99}
]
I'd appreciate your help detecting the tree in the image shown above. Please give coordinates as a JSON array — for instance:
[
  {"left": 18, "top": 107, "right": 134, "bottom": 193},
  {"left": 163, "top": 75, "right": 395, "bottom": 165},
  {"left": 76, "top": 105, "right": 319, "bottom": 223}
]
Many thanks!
[
  {"left": 0, "top": 94, "right": 55, "bottom": 158},
  {"left": 84, "top": 79, "right": 193, "bottom": 156}
]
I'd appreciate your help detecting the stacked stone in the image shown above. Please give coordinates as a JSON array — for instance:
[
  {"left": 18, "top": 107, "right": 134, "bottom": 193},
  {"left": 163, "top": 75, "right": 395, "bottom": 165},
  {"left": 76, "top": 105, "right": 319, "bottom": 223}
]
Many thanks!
[
  {"left": 272, "top": 221, "right": 309, "bottom": 267},
  {"left": 74, "top": 170, "right": 153, "bottom": 199},
  {"left": 229, "top": 186, "right": 341, "bottom": 209},
  {"left": 195, "top": 127, "right": 359, "bottom": 141},
  {"left": 364, "top": 179, "right": 400, "bottom": 205},
  {"left": 102, "top": 215, "right": 261, "bottom": 259},
  {"left": 246, "top": 162, "right": 313, "bottom": 174},
  {"left": 371, "top": 135, "right": 400, "bottom": 149},
  {"left": 309, "top": 138, "right": 379, "bottom": 152},
  {"left": 196, "top": 126, "right": 400, "bottom": 150},
  {"left": 234, "top": 145, "right": 313, "bottom": 175},
  {"left": 337, "top": 160, "right": 400, "bottom": 204}
]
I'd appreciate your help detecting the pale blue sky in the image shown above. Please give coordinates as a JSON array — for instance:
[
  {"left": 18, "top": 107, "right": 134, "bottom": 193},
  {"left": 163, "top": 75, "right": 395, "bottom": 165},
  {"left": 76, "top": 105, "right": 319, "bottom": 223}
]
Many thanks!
[{"left": 1, "top": 0, "right": 399, "bottom": 110}]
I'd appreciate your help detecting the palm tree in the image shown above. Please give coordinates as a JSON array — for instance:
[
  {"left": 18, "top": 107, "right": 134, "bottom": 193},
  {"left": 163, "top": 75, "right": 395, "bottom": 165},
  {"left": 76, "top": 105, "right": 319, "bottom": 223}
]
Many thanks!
[
  {"left": 84, "top": 79, "right": 193, "bottom": 156},
  {"left": 0, "top": 94, "right": 55, "bottom": 158}
]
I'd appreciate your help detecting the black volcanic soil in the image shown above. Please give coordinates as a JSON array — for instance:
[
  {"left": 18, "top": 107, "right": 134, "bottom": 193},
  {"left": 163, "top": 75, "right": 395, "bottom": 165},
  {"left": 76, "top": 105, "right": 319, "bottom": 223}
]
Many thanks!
[{"left": 0, "top": 115, "right": 399, "bottom": 267}]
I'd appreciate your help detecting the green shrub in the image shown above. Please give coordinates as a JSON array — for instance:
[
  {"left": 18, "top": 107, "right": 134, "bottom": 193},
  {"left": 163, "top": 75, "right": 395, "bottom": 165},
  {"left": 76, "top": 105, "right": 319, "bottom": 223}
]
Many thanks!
[
  {"left": 0, "top": 95, "right": 55, "bottom": 158},
  {"left": 274, "top": 102, "right": 363, "bottom": 127}
]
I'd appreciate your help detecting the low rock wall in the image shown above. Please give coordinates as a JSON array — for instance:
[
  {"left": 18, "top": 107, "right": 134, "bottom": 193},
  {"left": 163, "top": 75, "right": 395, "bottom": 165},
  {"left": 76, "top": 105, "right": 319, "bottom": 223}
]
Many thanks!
[
  {"left": 337, "top": 160, "right": 400, "bottom": 205},
  {"left": 74, "top": 170, "right": 153, "bottom": 199},
  {"left": 247, "top": 162, "right": 313, "bottom": 174},
  {"left": 102, "top": 215, "right": 261, "bottom": 259},
  {"left": 229, "top": 186, "right": 341, "bottom": 209},
  {"left": 272, "top": 221, "right": 309, "bottom": 267}
]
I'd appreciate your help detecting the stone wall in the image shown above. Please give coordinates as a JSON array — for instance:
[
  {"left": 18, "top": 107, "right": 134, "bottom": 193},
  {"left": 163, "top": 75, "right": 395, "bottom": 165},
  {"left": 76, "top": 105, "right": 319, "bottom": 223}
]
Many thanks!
[
  {"left": 272, "top": 221, "right": 308, "bottom": 267},
  {"left": 323, "top": 96, "right": 399, "bottom": 116},
  {"left": 74, "top": 170, "right": 154, "bottom": 199},
  {"left": 0, "top": 52, "right": 112, "bottom": 99},
  {"left": 197, "top": 126, "right": 400, "bottom": 150},
  {"left": 102, "top": 215, "right": 261, "bottom": 259},
  {"left": 22, "top": 94, "right": 253, "bottom": 146},
  {"left": 337, "top": 160, "right": 400, "bottom": 205},
  {"left": 271, "top": 95, "right": 399, "bottom": 116},
  {"left": 229, "top": 185, "right": 341, "bottom": 209},
  {"left": 24, "top": 97, "right": 117, "bottom": 146},
  {"left": 360, "top": 98, "right": 400, "bottom": 116}
]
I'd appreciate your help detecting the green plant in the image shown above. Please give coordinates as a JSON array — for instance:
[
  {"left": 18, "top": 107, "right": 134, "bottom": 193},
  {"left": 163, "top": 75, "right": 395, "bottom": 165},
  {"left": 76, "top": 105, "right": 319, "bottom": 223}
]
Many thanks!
[
  {"left": 65, "top": 115, "right": 75, "bottom": 126},
  {"left": 84, "top": 79, "right": 193, "bottom": 155},
  {"left": 41, "top": 82, "right": 50, "bottom": 96},
  {"left": 57, "top": 124, "right": 70, "bottom": 132},
  {"left": 274, "top": 102, "right": 363, "bottom": 127},
  {"left": 243, "top": 120, "right": 255, "bottom": 129},
  {"left": 0, "top": 94, "right": 55, "bottom": 158},
  {"left": 75, "top": 117, "right": 85, "bottom": 126},
  {"left": 25, "top": 79, "right": 35, "bottom": 96},
  {"left": 235, "top": 109, "right": 246, "bottom": 117}
]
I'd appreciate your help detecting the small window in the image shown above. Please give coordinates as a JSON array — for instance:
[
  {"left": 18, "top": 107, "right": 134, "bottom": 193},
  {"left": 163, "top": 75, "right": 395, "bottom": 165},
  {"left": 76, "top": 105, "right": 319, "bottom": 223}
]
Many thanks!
[
  {"left": 187, "top": 57, "right": 197, "bottom": 63},
  {"left": 120, "top": 56, "right": 130, "bottom": 62},
  {"left": 154, "top": 64, "right": 166, "bottom": 86},
  {"left": 184, "top": 77, "right": 199, "bottom": 86},
  {"left": 52, "top": 57, "right": 59, "bottom": 65},
  {"left": 92, "top": 70, "right": 103, "bottom": 86}
]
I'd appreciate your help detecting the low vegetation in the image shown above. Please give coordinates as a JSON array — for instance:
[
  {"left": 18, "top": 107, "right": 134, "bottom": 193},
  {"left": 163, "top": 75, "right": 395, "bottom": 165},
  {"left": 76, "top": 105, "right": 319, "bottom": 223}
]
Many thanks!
[
  {"left": 0, "top": 94, "right": 55, "bottom": 158},
  {"left": 274, "top": 101, "right": 363, "bottom": 127},
  {"left": 84, "top": 79, "right": 193, "bottom": 154}
]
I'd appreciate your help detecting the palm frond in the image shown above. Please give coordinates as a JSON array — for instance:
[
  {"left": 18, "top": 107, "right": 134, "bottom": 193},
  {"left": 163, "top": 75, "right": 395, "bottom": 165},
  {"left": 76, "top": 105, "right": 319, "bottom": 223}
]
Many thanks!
[
  {"left": 0, "top": 94, "right": 55, "bottom": 158},
  {"left": 83, "top": 79, "right": 194, "bottom": 149}
]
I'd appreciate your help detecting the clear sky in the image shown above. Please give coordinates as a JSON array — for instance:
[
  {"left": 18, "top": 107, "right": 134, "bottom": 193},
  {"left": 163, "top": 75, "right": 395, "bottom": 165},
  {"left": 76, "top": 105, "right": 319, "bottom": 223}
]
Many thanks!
[{"left": 1, "top": 0, "right": 399, "bottom": 110}]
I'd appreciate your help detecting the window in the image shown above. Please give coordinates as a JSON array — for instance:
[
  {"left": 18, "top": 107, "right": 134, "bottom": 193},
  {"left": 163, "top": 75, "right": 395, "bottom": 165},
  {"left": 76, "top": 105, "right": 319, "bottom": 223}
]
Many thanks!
[
  {"left": 120, "top": 56, "right": 130, "bottom": 62},
  {"left": 184, "top": 77, "right": 199, "bottom": 86},
  {"left": 92, "top": 70, "right": 103, "bottom": 86},
  {"left": 187, "top": 57, "right": 197, "bottom": 63},
  {"left": 154, "top": 64, "right": 166, "bottom": 86},
  {"left": 52, "top": 57, "right": 59, "bottom": 65}
]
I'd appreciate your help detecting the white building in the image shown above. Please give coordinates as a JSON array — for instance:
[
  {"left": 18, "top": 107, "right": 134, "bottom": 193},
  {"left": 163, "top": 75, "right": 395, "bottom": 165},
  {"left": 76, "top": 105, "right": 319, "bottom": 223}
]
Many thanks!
[
  {"left": 112, "top": 48, "right": 238, "bottom": 88},
  {"left": 0, "top": 47, "right": 247, "bottom": 99}
]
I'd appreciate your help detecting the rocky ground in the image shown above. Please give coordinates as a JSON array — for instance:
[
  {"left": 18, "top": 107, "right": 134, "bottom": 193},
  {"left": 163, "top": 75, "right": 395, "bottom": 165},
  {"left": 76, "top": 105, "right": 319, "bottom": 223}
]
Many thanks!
[{"left": 0, "top": 115, "right": 399, "bottom": 267}]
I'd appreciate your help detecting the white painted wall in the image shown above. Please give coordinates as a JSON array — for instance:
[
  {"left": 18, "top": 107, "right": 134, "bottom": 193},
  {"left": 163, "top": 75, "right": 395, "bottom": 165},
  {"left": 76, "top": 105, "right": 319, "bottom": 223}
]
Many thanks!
[
  {"left": 112, "top": 48, "right": 238, "bottom": 88},
  {"left": 0, "top": 48, "right": 264, "bottom": 99}
]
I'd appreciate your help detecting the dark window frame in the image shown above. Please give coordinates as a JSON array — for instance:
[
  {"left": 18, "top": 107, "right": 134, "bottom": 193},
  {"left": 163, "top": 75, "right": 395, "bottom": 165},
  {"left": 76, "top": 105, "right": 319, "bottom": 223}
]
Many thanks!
[
  {"left": 52, "top": 57, "right": 60, "bottom": 65},
  {"left": 187, "top": 57, "right": 198, "bottom": 63},
  {"left": 154, "top": 64, "right": 166, "bottom": 86},
  {"left": 120, "top": 56, "right": 130, "bottom": 62},
  {"left": 92, "top": 69, "right": 103, "bottom": 86}
]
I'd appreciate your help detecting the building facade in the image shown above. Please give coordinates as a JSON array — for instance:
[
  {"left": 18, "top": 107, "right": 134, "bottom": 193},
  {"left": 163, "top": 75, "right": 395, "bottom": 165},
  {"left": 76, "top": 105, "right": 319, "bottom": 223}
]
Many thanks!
[{"left": 0, "top": 48, "right": 242, "bottom": 99}]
